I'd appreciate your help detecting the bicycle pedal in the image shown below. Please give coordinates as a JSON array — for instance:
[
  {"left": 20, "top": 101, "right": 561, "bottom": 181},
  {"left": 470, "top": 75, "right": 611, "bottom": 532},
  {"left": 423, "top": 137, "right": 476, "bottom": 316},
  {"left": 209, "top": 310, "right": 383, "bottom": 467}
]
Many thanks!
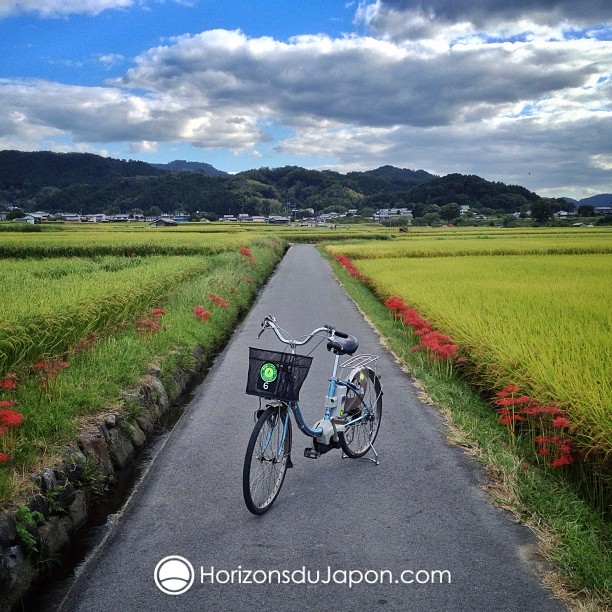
[{"left": 304, "top": 447, "right": 320, "bottom": 459}]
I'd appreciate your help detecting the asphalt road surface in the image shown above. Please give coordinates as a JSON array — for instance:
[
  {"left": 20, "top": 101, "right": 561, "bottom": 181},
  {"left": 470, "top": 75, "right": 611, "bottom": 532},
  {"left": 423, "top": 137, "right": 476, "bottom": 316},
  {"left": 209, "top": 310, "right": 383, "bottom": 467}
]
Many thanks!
[{"left": 58, "top": 244, "right": 564, "bottom": 612}]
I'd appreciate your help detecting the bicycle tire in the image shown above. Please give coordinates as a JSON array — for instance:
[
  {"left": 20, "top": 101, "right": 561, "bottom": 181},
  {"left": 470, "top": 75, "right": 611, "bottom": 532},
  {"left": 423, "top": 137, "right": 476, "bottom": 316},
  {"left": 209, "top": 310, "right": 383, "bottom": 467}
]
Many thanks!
[
  {"left": 243, "top": 405, "right": 292, "bottom": 515},
  {"left": 340, "top": 367, "right": 382, "bottom": 458}
]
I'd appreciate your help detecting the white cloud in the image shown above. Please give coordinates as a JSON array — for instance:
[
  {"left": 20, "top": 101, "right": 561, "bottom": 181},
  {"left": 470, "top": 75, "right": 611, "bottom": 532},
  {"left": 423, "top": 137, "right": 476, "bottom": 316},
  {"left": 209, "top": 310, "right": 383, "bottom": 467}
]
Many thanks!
[
  {"left": 0, "top": 13, "right": 610, "bottom": 198},
  {"left": 0, "top": 0, "right": 136, "bottom": 18},
  {"left": 0, "top": 0, "right": 185, "bottom": 18}
]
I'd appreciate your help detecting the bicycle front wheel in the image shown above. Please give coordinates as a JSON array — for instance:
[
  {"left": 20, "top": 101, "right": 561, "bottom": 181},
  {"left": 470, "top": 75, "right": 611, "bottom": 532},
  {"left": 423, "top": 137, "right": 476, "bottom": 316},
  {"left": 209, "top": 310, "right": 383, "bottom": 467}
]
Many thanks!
[
  {"left": 243, "top": 405, "right": 292, "bottom": 515},
  {"left": 340, "top": 367, "right": 382, "bottom": 458}
]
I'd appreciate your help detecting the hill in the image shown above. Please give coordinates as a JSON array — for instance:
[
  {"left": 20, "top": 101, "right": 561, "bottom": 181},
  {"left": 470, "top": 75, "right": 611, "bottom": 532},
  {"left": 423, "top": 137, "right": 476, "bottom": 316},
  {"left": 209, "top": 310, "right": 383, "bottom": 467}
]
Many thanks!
[
  {"left": 0, "top": 150, "right": 163, "bottom": 190},
  {"left": 0, "top": 150, "right": 569, "bottom": 219},
  {"left": 151, "top": 160, "right": 228, "bottom": 177},
  {"left": 578, "top": 194, "right": 612, "bottom": 207}
]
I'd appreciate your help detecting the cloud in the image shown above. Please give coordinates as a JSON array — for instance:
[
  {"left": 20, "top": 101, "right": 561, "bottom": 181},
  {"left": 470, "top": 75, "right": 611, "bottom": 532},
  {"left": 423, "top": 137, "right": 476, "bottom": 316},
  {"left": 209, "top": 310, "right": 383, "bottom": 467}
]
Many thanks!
[
  {"left": 0, "top": 19, "right": 609, "bottom": 198},
  {"left": 119, "top": 29, "right": 607, "bottom": 130},
  {"left": 0, "top": 0, "right": 184, "bottom": 19},
  {"left": 0, "top": 77, "right": 265, "bottom": 152},
  {"left": 355, "top": 1, "right": 612, "bottom": 45},
  {"left": 357, "top": 1, "right": 612, "bottom": 32}
]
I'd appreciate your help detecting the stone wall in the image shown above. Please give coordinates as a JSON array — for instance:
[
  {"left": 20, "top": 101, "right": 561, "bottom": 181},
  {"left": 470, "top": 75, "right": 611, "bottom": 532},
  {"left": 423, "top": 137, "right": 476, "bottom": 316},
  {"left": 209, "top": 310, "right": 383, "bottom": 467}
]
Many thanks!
[{"left": 0, "top": 355, "right": 201, "bottom": 611}]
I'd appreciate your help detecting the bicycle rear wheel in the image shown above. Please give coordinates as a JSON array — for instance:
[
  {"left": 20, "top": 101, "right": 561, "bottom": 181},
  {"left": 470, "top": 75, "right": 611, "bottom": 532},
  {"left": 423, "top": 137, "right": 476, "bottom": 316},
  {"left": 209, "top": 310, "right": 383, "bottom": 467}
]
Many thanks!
[
  {"left": 340, "top": 367, "right": 382, "bottom": 458},
  {"left": 243, "top": 405, "right": 292, "bottom": 515}
]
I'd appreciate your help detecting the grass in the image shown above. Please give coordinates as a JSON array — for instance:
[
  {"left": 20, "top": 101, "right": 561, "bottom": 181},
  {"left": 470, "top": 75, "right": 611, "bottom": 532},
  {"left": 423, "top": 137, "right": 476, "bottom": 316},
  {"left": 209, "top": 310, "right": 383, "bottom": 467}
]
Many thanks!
[
  {"left": 350, "top": 253, "right": 612, "bottom": 458},
  {"left": 0, "top": 237, "right": 285, "bottom": 504},
  {"left": 323, "top": 248, "right": 611, "bottom": 609}
]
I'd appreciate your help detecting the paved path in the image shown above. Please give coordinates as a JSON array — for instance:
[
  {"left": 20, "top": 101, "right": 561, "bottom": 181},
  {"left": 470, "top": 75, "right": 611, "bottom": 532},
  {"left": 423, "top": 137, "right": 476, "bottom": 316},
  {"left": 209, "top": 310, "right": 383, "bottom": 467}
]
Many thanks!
[{"left": 59, "top": 244, "right": 563, "bottom": 611}]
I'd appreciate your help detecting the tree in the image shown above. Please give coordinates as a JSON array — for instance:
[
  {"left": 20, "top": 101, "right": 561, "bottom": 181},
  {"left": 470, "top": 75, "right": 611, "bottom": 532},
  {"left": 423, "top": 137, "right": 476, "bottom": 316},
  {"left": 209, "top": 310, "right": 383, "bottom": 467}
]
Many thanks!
[
  {"left": 577, "top": 204, "right": 595, "bottom": 217},
  {"left": 147, "top": 206, "right": 163, "bottom": 218},
  {"left": 6, "top": 208, "right": 25, "bottom": 220},
  {"left": 530, "top": 199, "right": 555, "bottom": 223},
  {"left": 440, "top": 203, "right": 461, "bottom": 221}
]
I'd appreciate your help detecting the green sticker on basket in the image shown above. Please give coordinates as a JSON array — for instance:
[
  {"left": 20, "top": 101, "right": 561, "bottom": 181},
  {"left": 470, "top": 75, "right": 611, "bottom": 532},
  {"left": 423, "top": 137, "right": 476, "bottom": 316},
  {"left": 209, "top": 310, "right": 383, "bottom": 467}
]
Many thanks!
[{"left": 260, "top": 362, "right": 278, "bottom": 383}]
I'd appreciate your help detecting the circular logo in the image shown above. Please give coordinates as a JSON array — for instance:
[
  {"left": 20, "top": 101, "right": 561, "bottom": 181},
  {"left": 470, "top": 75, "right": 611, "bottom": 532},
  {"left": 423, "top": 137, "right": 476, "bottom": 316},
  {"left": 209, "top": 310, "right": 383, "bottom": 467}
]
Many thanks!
[
  {"left": 154, "top": 555, "right": 195, "bottom": 595},
  {"left": 260, "top": 362, "right": 278, "bottom": 383}
]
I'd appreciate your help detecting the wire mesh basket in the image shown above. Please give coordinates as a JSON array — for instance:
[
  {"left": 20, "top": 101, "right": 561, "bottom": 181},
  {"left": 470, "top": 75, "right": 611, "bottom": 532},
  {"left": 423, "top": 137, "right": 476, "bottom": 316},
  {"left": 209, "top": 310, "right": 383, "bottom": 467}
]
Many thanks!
[{"left": 246, "top": 347, "right": 313, "bottom": 401}]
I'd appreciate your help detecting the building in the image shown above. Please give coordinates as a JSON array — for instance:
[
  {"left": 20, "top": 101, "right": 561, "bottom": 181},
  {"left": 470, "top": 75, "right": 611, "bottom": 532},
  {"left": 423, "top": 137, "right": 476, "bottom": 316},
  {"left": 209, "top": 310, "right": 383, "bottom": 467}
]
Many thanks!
[
  {"left": 13, "top": 214, "right": 42, "bottom": 224},
  {"left": 149, "top": 217, "right": 178, "bottom": 227}
]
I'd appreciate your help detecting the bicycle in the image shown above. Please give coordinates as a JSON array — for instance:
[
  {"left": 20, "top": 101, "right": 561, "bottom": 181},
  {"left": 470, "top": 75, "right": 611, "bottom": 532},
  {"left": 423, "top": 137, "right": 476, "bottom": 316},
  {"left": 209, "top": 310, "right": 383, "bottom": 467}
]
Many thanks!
[{"left": 242, "top": 314, "right": 383, "bottom": 515}]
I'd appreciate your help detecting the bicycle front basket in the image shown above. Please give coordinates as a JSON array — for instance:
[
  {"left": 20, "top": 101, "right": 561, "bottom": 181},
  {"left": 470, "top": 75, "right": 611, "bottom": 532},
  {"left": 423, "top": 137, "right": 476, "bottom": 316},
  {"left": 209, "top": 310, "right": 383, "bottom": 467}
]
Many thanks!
[{"left": 246, "top": 347, "right": 313, "bottom": 401}]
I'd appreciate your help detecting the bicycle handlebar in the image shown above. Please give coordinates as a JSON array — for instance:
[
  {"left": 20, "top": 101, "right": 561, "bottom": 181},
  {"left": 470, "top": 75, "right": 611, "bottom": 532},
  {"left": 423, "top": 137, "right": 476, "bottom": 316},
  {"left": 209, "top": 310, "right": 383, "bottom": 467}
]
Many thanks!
[{"left": 259, "top": 315, "right": 350, "bottom": 346}]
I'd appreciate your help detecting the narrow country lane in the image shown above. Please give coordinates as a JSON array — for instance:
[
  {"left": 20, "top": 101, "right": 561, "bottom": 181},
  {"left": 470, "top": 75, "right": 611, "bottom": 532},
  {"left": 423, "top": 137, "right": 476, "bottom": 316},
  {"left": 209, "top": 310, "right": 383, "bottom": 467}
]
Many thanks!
[{"left": 58, "top": 244, "right": 563, "bottom": 612}]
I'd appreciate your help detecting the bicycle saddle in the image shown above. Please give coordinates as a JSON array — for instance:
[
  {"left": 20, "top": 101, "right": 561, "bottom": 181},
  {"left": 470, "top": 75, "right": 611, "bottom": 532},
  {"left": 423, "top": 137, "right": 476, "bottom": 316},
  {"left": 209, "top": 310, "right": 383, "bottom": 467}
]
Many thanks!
[{"left": 327, "top": 334, "right": 359, "bottom": 355}]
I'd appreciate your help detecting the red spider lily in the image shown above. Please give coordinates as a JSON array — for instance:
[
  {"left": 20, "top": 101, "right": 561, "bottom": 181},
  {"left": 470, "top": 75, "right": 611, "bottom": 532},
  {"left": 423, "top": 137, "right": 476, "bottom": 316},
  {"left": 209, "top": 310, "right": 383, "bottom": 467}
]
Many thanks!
[
  {"left": 34, "top": 359, "right": 70, "bottom": 382},
  {"left": 552, "top": 416, "right": 570, "bottom": 428},
  {"left": 537, "top": 448, "right": 550, "bottom": 456},
  {"left": 0, "top": 409, "right": 24, "bottom": 427},
  {"left": 0, "top": 400, "right": 17, "bottom": 408},
  {"left": 245, "top": 277, "right": 252, "bottom": 283},
  {"left": 193, "top": 306, "right": 211, "bottom": 321},
  {"left": 384, "top": 295, "right": 406, "bottom": 311},
  {"left": 151, "top": 308, "right": 166, "bottom": 317},
  {"left": 208, "top": 293, "right": 231, "bottom": 308},
  {"left": 72, "top": 332, "right": 97, "bottom": 355},
  {"left": 0, "top": 453, "right": 9, "bottom": 462},
  {"left": 495, "top": 385, "right": 521, "bottom": 397},
  {"left": 239, "top": 247, "right": 257, "bottom": 265},
  {"left": 500, "top": 414, "right": 524, "bottom": 425},
  {"left": 0, "top": 374, "right": 17, "bottom": 390},
  {"left": 135, "top": 318, "right": 160, "bottom": 333},
  {"left": 551, "top": 455, "right": 573, "bottom": 467},
  {"left": 335, "top": 255, "right": 369, "bottom": 281}
]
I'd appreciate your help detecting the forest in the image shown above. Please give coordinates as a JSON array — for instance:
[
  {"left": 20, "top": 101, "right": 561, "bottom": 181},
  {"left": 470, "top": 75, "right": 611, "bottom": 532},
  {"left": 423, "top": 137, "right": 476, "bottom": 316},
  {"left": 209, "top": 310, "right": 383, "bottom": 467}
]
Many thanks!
[{"left": 0, "top": 150, "right": 569, "bottom": 219}]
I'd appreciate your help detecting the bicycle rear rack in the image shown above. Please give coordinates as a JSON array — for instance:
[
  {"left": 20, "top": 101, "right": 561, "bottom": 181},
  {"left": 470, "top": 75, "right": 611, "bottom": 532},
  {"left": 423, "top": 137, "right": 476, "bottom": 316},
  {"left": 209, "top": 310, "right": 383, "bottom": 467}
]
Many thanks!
[{"left": 340, "top": 354, "right": 379, "bottom": 370}]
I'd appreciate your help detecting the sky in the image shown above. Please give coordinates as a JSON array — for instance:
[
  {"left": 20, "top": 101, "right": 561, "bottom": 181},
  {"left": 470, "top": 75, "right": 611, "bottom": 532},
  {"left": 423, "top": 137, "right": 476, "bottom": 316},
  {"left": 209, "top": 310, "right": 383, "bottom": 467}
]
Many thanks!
[{"left": 0, "top": 1, "right": 611, "bottom": 199}]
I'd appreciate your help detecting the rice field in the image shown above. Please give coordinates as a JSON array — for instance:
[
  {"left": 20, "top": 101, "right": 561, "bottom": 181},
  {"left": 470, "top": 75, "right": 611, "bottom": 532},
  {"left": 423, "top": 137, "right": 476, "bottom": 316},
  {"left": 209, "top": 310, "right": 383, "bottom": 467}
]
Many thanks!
[
  {"left": 0, "top": 224, "right": 287, "bottom": 499},
  {"left": 327, "top": 227, "right": 612, "bottom": 461}
]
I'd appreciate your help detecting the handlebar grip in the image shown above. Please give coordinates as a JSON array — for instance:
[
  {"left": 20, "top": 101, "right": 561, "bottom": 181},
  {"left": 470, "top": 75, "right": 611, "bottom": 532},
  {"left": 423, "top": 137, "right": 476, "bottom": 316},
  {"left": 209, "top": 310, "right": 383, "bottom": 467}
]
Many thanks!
[{"left": 335, "top": 329, "right": 349, "bottom": 339}]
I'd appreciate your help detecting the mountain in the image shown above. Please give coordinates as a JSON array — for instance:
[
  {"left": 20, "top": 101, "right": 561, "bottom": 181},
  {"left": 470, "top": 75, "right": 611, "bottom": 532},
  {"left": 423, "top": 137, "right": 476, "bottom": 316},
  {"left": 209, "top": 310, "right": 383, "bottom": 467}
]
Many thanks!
[
  {"left": 365, "top": 165, "right": 436, "bottom": 183},
  {"left": 0, "top": 150, "right": 163, "bottom": 191},
  {"left": 151, "top": 160, "right": 228, "bottom": 177},
  {"left": 578, "top": 194, "right": 612, "bottom": 206},
  {"left": 0, "top": 150, "right": 563, "bottom": 218}
]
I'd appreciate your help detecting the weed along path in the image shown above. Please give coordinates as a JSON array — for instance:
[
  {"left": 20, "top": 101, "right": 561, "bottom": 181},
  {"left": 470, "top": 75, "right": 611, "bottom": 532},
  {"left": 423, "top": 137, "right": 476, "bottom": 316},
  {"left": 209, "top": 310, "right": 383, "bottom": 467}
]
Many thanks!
[{"left": 58, "top": 244, "right": 563, "bottom": 612}]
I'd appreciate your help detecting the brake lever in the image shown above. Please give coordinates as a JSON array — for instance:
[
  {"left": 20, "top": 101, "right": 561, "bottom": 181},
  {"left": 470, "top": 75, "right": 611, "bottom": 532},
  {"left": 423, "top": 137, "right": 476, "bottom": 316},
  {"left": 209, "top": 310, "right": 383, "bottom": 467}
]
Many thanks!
[{"left": 257, "top": 326, "right": 266, "bottom": 339}]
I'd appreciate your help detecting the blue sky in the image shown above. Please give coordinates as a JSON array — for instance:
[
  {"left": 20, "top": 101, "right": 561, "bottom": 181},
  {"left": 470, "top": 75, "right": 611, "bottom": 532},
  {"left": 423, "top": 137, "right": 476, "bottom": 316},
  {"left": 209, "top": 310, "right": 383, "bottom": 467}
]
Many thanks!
[{"left": 1, "top": 0, "right": 611, "bottom": 198}]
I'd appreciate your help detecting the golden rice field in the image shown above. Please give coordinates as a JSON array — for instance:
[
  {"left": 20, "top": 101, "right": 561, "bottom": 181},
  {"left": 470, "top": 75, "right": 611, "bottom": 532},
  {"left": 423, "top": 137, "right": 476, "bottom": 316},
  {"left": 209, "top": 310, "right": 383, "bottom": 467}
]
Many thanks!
[
  {"left": 0, "top": 222, "right": 389, "bottom": 257},
  {"left": 328, "top": 228, "right": 612, "bottom": 457},
  {"left": 331, "top": 227, "right": 612, "bottom": 259},
  {"left": 0, "top": 255, "right": 214, "bottom": 374}
]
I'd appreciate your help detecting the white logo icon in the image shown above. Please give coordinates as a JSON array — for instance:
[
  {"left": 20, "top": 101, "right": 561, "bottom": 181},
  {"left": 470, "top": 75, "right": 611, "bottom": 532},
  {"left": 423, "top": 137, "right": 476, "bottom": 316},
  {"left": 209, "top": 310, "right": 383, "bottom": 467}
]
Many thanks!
[{"left": 154, "top": 555, "right": 195, "bottom": 595}]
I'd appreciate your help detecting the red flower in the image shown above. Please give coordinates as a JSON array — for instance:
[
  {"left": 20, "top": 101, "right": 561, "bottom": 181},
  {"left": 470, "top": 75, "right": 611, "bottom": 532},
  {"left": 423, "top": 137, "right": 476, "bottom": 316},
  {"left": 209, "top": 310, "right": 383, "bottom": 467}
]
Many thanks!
[
  {"left": 384, "top": 295, "right": 406, "bottom": 311},
  {"left": 552, "top": 416, "right": 570, "bottom": 428},
  {"left": 0, "top": 453, "right": 10, "bottom": 462},
  {"left": 336, "top": 255, "right": 368, "bottom": 281},
  {"left": 207, "top": 293, "right": 230, "bottom": 308},
  {"left": 0, "top": 409, "right": 24, "bottom": 427},
  {"left": 551, "top": 455, "right": 573, "bottom": 467},
  {"left": 135, "top": 318, "right": 160, "bottom": 332},
  {"left": 151, "top": 308, "right": 166, "bottom": 317},
  {"left": 193, "top": 306, "right": 211, "bottom": 321},
  {"left": 245, "top": 277, "right": 253, "bottom": 283},
  {"left": 0, "top": 400, "right": 17, "bottom": 408},
  {"left": 238, "top": 247, "right": 257, "bottom": 265},
  {"left": 0, "top": 376, "right": 17, "bottom": 389}
]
